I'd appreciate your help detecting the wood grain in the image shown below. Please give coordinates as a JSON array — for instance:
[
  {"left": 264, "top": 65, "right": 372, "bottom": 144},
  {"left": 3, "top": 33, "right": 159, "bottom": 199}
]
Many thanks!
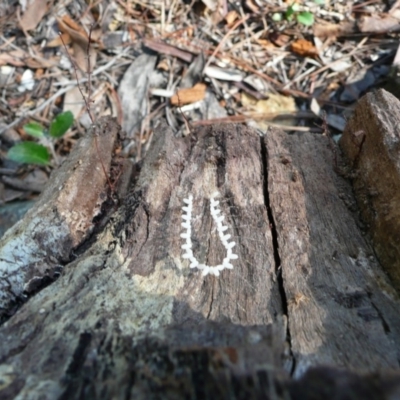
[
  {"left": 340, "top": 89, "right": 400, "bottom": 292},
  {"left": 0, "top": 121, "right": 399, "bottom": 398},
  {"left": 266, "top": 129, "right": 400, "bottom": 377}
]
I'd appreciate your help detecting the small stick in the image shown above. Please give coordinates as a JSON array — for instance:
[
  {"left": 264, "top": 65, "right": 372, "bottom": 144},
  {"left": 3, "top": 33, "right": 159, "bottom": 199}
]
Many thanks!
[
  {"left": 86, "top": 24, "right": 94, "bottom": 121},
  {"left": 59, "top": 29, "right": 114, "bottom": 193},
  {"left": 176, "top": 92, "right": 192, "bottom": 135},
  {"left": 59, "top": 33, "right": 94, "bottom": 124},
  {"left": 204, "top": 14, "right": 251, "bottom": 71}
]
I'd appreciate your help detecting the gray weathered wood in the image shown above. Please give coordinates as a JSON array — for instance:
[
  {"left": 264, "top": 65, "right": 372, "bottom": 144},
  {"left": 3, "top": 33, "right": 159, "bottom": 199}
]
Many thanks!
[
  {"left": 266, "top": 129, "right": 400, "bottom": 377},
  {"left": 340, "top": 89, "right": 400, "bottom": 292},
  {"left": 0, "top": 117, "right": 123, "bottom": 322},
  {"left": 0, "top": 120, "right": 399, "bottom": 399}
]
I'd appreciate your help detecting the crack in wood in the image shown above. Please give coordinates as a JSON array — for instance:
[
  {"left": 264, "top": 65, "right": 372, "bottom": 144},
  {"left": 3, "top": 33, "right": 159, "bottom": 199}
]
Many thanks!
[{"left": 260, "top": 135, "right": 294, "bottom": 374}]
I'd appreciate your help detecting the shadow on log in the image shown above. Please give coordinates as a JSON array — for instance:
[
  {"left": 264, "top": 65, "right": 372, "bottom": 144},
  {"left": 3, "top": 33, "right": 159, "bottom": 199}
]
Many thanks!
[{"left": 0, "top": 106, "right": 399, "bottom": 399}]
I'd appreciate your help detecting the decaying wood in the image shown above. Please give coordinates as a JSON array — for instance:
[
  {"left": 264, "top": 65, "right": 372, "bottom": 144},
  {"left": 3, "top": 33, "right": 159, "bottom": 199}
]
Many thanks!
[
  {"left": 266, "top": 130, "right": 400, "bottom": 377},
  {"left": 340, "top": 89, "right": 400, "bottom": 292},
  {"left": 0, "top": 120, "right": 399, "bottom": 399},
  {"left": 0, "top": 117, "right": 124, "bottom": 322}
]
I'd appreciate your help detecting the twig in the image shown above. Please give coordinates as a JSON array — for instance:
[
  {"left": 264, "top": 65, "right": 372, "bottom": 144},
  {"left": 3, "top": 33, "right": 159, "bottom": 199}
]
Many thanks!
[
  {"left": 59, "top": 30, "right": 113, "bottom": 193},
  {"left": 0, "top": 85, "right": 75, "bottom": 134},
  {"left": 59, "top": 32, "right": 94, "bottom": 124},
  {"left": 86, "top": 24, "right": 94, "bottom": 122},
  {"left": 176, "top": 92, "right": 192, "bottom": 135},
  {"left": 53, "top": 50, "right": 131, "bottom": 86},
  {"left": 204, "top": 14, "right": 251, "bottom": 71}
]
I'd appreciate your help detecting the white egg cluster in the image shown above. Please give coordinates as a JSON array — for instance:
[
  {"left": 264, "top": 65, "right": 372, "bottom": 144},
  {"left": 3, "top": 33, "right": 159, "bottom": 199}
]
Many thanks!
[{"left": 181, "top": 192, "right": 238, "bottom": 276}]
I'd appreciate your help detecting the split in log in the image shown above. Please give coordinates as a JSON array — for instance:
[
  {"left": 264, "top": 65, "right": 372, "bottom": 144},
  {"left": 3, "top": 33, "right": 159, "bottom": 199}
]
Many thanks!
[{"left": 0, "top": 115, "right": 399, "bottom": 399}]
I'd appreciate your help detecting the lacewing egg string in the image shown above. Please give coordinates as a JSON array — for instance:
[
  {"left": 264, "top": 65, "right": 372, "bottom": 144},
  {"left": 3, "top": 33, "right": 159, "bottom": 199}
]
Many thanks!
[{"left": 180, "top": 192, "right": 238, "bottom": 277}]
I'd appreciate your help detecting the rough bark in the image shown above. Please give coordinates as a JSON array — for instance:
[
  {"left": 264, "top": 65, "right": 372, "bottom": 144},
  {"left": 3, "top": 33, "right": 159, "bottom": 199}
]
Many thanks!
[
  {"left": 0, "top": 117, "right": 125, "bottom": 321},
  {"left": 0, "top": 120, "right": 399, "bottom": 399},
  {"left": 340, "top": 89, "right": 400, "bottom": 292},
  {"left": 266, "top": 130, "right": 400, "bottom": 377}
]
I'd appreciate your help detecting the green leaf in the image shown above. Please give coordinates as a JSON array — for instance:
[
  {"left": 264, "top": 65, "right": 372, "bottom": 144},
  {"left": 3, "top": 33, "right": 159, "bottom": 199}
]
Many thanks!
[
  {"left": 285, "top": 5, "right": 295, "bottom": 20},
  {"left": 23, "top": 122, "right": 45, "bottom": 138},
  {"left": 7, "top": 142, "right": 50, "bottom": 165},
  {"left": 291, "top": 3, "right": 300, "bottom": 12},
  {"left": 314, "top": 0, "right": 325, "bottom": 4},
  {"left": 49, "top": 111, "right": 74, "bottom": 138},
  {"left": 297, "top": 11, "right": 314, "bottom": 26}
]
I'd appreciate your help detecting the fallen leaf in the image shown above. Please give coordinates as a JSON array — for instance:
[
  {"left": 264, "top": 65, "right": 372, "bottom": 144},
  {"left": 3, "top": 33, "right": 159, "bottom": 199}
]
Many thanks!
[
  {"left": 19, "top": 0, "right": 49, "bottom": 31},
  {"left": 257, "top": 39, "right": 276, "bottom": 50},
  {"left": 63, "top": 87, "right": 85, "bottom": 119},
  {"left": 34, "top": 68, "right": 44, "bottom": 79},
  {"left": 156, "top": 59, "right": 170, "bottom": 71},
  {"left": 171, "top": 83, "right": 207, "bottom": 106},
  {"left": 245, "top": 0, "right": 259, "bottom": 13},
  {"left": 270, "top": 33, "right": 291, "bottom": 47},
  {"left": 118, "top": 54, "right": 157, "bottom": 138},
  {"left": 313, "top": 21, "right": 356, "bottom": 38},
  {"left": 0, "top": 49, "right": 26, "bottom": 67},
  {"left": 225, "top": 10, "right": 239, "bottom": 26},
  {"left": 57, "top": 16, "right": 96, "bottom": 72},
  {"left": 291, "top": 39, "right": 318, "bottom": 57},
  {"left": 58, "top": 14, "right": 88, "bottom": 38},
  {"left": 25, "top": 57, "right": 55, "bottom": 69},
  {"left": 47, "top": 33, "right": 71, "bottom": 47},
  {"left": 241, "top": 92, "right": 297, "bottom": 128},
  {"left": 358, "top": 15, "right": 400, "bottom": 33},
  {"left": 202, "top": 0, "right": 217, "bottom": 11}
]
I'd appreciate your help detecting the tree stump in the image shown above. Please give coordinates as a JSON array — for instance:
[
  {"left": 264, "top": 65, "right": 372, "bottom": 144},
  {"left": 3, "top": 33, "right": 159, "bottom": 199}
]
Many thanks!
[{"left": 0, "top": 112, "right": 399, "bottom": 399}]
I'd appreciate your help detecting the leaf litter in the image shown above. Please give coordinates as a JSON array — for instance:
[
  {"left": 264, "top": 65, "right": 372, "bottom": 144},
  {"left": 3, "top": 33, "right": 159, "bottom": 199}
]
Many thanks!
[{"left": 0, "top": 0, "right": 399, "bottom": 219}]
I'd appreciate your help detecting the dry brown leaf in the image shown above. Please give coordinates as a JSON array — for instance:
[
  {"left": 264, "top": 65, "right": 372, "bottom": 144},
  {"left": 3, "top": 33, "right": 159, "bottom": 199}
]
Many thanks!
[
  {"left": 241, "top": 92, "right": 297, "bottom": 129},
  {"left": 63, "top": 86, "right": 85, "bottom": 118},
  {"left": 313, "top": 21, "right": 356, "bottom": 38},
  {"left": 225, "top": 10, "right": 239, "bottom": 26},
  {"left": 19, "top": 0, "right": 50, "bottom": 31},
  {"left": 157, "top": 59, "right": 169, "bottom": 71},
  {"left": 47, "top": 33, "right": 71, "bottom": 48},
  {"left": 59, "top": 15, "right": 88, "bottom": 38},
  {"left": 291, "top": 39, "right": 318, "bottom": 57},
  {"left": 24, "top": 57, "right": 54, "bottom": 69},
  {"left": 57, "top": 16, "right": 96, "bottom": 73},
  {"left": 171, "top": 83, "right": 207, "bottom": 106},
  {"left": 0, "top": 49, "right": 26, "bottom": 66},
  {"left": 35, "top": 68, "right": 44, "bottom": 79},
  {"left": 358, "top": 15, "right": 400, "bottom": 33},
  {"left": 257, "top": 39, "right": 276, "bottom": 50},
  {"left": 245, "top": 0, "right": 259, "bottom": 13},
  {"left": 270, "top": 33, "right": 291, "bottom": 47}
]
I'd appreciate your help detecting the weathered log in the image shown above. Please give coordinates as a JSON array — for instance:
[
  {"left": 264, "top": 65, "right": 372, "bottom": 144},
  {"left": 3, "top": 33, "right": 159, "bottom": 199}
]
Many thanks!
[
  {"left": 0, "top": 118, "right": 125, "bottom": 321},
  {"left": 0, "top": 120, "right": 399, "bottom": 399},
  {"left": 266, "top": 130, "right": 400, "bottom": 376},
  {"left": 340, "top": 89, "right": 400, "bottom": 292}
]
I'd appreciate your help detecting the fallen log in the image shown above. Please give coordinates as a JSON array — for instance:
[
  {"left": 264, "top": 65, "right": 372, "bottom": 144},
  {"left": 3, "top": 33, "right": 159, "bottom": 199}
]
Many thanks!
[
  {"left": 0, "top": 114, "right": 399, "bottom": 399},
  {"left": 340, "top": 89, "right": 400, "bottom": 292}
]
